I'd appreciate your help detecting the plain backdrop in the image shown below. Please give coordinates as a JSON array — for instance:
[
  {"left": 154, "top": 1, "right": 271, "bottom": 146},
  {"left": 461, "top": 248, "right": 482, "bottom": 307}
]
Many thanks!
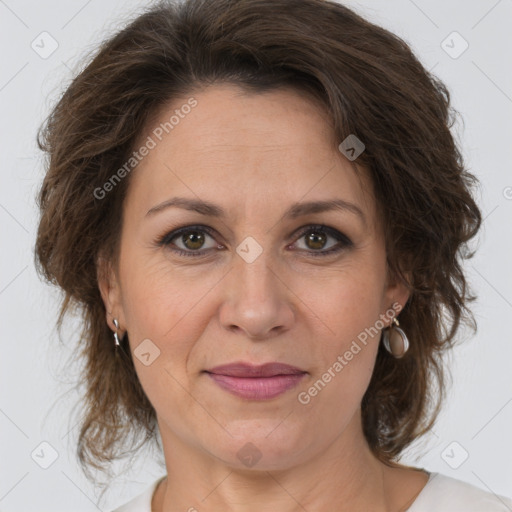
[{"left": 1, "top": 0, "right": 511, "bottom": 510}]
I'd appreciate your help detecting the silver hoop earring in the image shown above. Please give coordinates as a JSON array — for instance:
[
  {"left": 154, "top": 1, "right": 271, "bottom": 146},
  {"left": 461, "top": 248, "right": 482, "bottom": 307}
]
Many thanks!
[
  {"left": 113, "top": 318, "right": 121, "bottom": 347},
  {"left": 382, "top": 317, "right": 409, "bottom": 358}
]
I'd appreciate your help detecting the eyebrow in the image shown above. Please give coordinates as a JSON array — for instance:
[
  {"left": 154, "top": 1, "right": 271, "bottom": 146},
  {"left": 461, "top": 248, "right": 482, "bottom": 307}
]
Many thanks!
[{"left": 145, "top": 197, "right": 366, "bottom": 226}]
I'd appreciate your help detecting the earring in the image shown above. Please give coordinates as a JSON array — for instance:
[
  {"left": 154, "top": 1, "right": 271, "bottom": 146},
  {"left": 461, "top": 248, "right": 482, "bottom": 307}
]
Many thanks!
[
  {"left": 113, "top": 318, "right": 121, "bottom": 347},
  {"left": 382, "top": 317, "right": 409, "bottom": 358}
]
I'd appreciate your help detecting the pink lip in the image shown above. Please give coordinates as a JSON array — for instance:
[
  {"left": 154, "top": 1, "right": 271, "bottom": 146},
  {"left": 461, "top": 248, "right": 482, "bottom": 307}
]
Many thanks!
[{"left": 205, "top": 362, "right": 307, "bottom": 400}]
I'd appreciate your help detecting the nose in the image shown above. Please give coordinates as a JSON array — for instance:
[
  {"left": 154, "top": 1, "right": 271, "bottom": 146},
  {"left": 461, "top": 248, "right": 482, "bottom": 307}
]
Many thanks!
[{"left": 218, "top": 248, "right": 295, "bottom": 340}]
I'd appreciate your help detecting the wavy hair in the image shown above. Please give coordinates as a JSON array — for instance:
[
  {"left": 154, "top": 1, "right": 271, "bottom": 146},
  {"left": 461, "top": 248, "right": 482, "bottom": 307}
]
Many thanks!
[{"left": 35, "top": 0, "right": 482, "bottom": 490}]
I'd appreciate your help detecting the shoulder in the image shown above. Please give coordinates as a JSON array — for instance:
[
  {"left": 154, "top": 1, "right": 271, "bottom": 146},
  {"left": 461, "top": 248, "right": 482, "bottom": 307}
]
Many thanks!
[
  {"left": 408, "top": 472, "right": 512, "bottom": 511},
  {"left": 109, "top": 476, "right": 165, "bottom": 512}
]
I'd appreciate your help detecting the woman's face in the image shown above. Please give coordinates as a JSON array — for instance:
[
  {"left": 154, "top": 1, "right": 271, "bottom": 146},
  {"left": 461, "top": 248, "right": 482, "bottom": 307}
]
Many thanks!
[{"left": 99, "top": 84, "right": 409, "bottom": 471}]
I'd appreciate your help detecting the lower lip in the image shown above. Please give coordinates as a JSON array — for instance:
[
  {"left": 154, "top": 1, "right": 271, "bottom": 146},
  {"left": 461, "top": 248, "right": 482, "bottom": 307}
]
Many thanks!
[{"left": 206, "top": 372, "right": 306, "bottom": 400}]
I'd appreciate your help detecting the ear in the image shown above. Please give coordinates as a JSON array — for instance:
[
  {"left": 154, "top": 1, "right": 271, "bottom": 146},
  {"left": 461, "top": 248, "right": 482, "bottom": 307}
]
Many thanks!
[
  {"left": 382, "top": 267, "right": 412, "bottom": 325},
  {"left": 96, "top": 254, "right": 126, "bottom": 333}
]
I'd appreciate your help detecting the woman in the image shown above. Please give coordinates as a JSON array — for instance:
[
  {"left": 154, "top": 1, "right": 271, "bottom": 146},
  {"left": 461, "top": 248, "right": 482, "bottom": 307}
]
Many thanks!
[{"left": 34, "top": 0, "right": 512, "bottom": 510}]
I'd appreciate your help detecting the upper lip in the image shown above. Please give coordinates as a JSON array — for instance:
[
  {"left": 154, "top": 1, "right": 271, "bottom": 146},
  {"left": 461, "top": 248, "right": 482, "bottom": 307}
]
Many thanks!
[{"left": 205, "top": 362, "right": 306, "bottom": 377}]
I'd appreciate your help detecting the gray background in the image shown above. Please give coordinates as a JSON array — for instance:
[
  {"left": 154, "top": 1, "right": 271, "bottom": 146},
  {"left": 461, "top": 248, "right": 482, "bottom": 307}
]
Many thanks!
[{"left": 1, "top": 0, "right": 511, "bottom": 510}]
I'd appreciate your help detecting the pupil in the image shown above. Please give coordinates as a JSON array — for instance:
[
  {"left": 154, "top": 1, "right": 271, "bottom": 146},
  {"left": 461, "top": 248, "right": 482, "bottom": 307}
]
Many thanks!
[
  {"left": 184, "top": 231, "right": 204, "bottom": 250},
  {"left": 307, "top": 231, "right": 326, "bottom": 250}
]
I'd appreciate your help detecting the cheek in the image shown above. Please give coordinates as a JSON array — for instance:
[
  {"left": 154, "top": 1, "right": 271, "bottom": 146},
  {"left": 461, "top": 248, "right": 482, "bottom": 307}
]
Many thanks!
[
  {"left": 119, "top": 253, "right": 219, "bottom": 340},
  {"left": 292, "top": 261, "right": 386, "bottom": 409},
  {"left": 296, "top": 288, "right": 381, "bottom": 434},
  {"left": 117, "top": 257, "right": 216, "bottom": 418},
  {"left": 293, "top": 258, "right": 387, "bottom": 345}
]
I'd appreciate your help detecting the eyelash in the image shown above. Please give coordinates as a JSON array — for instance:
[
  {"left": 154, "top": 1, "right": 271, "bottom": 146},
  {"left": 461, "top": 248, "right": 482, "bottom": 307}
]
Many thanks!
[{"left": 156, "top": 224, "right": 353, "bottom": 258}]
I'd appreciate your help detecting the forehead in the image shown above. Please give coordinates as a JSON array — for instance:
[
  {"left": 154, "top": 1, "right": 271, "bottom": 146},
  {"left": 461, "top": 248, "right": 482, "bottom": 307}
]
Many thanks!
[
  {"left": 125, "top": 84, "right": 376, "bottom": 228},
  {"left": 138, "top": 84, "right": 339, "bottom": 167}
]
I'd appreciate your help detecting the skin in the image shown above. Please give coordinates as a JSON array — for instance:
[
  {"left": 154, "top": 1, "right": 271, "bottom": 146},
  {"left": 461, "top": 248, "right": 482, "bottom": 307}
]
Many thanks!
[{"left": 99, "top": 84, "right": 429, "bottom": 511}]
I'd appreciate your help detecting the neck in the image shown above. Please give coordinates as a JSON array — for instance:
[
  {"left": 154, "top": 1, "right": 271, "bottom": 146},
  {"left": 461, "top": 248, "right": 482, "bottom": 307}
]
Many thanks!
[{"left": 154, "top": 412, "right": 424, "bottom": 512}]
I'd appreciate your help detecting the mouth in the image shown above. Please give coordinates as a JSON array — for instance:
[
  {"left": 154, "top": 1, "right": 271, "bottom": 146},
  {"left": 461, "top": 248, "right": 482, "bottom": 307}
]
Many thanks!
[{"left": 204, "top": 362, "right": 307, "bottom": 400}]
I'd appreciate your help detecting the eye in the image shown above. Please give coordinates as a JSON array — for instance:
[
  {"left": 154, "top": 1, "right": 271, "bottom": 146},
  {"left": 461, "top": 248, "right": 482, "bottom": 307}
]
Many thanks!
[
  {"left": 290, "top": 224, "right": 353, "bottom": 257},
  {"left": 156, "top": 224, "right": 353, "bottom": 258},
  {"left": 157, "top": 225, "right": 222, "bottom": 257}
]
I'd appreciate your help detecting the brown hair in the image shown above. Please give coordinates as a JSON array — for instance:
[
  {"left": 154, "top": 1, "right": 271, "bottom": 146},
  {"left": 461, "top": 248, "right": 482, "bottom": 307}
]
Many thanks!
[{"left": 35, "top": 0, "right": 482, "bottom": 489}]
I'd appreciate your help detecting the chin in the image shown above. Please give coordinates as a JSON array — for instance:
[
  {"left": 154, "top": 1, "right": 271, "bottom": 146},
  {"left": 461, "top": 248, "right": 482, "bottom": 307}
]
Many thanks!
[{"left": 206, "top": 420, "right": 310, "bottom": 471}]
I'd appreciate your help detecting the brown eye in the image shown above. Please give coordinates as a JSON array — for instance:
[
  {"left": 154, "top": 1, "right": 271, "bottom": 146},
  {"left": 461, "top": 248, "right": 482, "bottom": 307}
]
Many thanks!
[
  {"left": 292, "top": 225, "right": 353, "bottom": 257},
  {"left": 304, "top": 231, "right": 328, "bottom": 250},
  {"left": 181, "top": 231, "right": 206, "bottom": 250},
  {"left": 158, "top": 225, "right": 220, "bottom": 257}
]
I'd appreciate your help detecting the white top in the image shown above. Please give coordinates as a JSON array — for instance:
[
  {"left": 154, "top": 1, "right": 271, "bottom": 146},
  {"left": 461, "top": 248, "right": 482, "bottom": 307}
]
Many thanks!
[{"left": 110, "top": 471, "right": 512, "bottom": 511}]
